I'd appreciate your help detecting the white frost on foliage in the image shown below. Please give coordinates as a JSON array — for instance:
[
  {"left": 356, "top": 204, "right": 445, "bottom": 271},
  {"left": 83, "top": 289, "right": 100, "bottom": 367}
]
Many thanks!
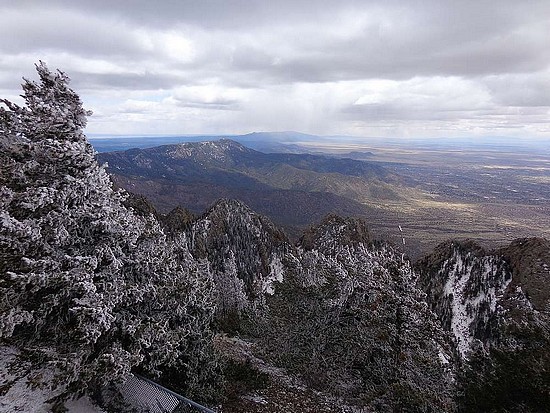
[
  {"left": 264, "top": 255, "right": 285, "bottom": 295},
  {"left": 443, "top": 253, "right": 473, "bottom": 356},
  {"left": 513, "top": 285, "right": 534, "bottom": 310},
  {"left": 438, "top": 349, "right": 450, "bottom": 365},
  {"left": 0, "top": 307, "right": 34, "bottom": 338},
  {"left": 0, "top": 62, "right": 217, "bottom": 402},
  {"left": 215, "top": 252, "right": 248, "bottom": 313}
]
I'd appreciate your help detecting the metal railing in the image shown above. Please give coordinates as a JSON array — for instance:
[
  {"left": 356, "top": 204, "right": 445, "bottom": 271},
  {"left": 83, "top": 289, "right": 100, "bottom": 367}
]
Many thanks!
[{"left": 117, "top": 374, "right": 217, "bottom": 413}]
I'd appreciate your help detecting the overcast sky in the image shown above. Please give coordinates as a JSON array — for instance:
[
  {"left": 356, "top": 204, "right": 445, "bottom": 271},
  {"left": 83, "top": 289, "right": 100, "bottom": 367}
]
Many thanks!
[{"left": 1, "top": 0, "right": 550, "bottom": 139}]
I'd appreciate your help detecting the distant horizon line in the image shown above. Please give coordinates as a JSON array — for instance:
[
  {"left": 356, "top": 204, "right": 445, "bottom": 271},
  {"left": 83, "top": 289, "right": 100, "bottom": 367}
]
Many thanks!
[{"left": 87, "top": 132, "right": 547, "bottom": 142}]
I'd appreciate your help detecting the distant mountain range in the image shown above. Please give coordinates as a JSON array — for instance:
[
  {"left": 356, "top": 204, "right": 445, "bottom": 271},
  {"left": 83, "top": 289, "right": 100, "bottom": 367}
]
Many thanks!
[
  {"left": 97, "top": 139, "right": 405, "bottom": 237},
  {"left": 89, "top": 131, "right": 321, "bottom": 153},
  {"left": 89, "top": 131, "right": 550, "bottom": 154},
  {"left": 96, "top": 135, "right": 550, "bottom": 259}
]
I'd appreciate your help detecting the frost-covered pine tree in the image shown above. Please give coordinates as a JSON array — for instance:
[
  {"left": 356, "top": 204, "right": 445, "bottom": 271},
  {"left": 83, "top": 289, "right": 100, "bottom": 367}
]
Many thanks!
[
  {"left": 261, "top": 216, "right": 456, "bottom": 412},
  {"left": 0, "top": 63, "right": 218, "bottom": 399}
]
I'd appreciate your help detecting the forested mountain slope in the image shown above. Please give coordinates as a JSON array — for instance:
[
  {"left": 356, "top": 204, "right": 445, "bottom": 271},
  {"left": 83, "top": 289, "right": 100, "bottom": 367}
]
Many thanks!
[{"left": 97, "top": 139, "right": 402, "bottom": 234}]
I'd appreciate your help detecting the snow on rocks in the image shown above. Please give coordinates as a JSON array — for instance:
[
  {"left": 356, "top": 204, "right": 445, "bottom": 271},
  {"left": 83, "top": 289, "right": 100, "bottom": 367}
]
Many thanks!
[{"left": 439, "top": 247, "right": 512, "bottom": 357}]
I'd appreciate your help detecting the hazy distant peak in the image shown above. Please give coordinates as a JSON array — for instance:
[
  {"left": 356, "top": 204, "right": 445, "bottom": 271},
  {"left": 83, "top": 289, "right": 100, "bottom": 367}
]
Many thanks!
[
  {"left": 163, "top": 139, "right": 255, "bottom": 167},
  {"left": 238, "top": 131, "right": 323, "bottom": 145},
  {"left": 243, "top": 131, "right": 319, "bottom": 138},
  {"left": 169, "top": 137, "right": 247, "bottom": 151}
]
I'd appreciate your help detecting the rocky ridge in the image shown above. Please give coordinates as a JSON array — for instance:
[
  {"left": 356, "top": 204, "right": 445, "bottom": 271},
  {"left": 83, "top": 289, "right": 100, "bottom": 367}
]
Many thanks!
[{"left": 416, "top": 239, "right": 549, "bottom": 358}]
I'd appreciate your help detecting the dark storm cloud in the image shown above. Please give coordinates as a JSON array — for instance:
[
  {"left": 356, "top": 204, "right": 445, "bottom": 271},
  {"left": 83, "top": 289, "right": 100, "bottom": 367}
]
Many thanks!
[
  {"left": 0, "top": 8, "right": 149, "bottom": 59},
  {"left": 1, "top": 0, "right": 549, "bottom": 136},
  {"left": 10, "top": 0, "right": 343, "bottom": 29},
  {"left": 5, "top": 0, "right": 549, "bottom": 83},
  {"left": 220, "top": 1, "right": 550, "bottom": 84}
]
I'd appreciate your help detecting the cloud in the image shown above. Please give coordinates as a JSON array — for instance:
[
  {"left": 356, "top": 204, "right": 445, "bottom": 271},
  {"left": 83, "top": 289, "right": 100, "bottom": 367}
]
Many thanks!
[
  {"left": 169, "top": 84, "right": 247, "bottom": 110},
  {"left": 484, "top": 70, "right": 550, "bottom": 107},
  {"left": 1, "top": 0, "right": 550, "bottom": 137},
  {"left": 343, "top": 77, "right": 493, "bottom": 121}
]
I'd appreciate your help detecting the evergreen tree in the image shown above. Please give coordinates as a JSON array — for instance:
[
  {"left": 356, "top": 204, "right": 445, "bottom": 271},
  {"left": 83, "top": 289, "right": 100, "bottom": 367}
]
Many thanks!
[
  {"left": 458, "top": 311, "right": 550, "bottom": 413},
  {"left": 0, "top": 63, "right": 218, "bottom": 399},
  {"left": 260, "top": 217, "right": 456, "bottom": 412}
]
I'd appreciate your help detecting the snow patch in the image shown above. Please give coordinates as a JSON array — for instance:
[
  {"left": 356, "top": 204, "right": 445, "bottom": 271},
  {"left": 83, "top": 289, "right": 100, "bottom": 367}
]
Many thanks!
[
  {"left": 438, "top": 350, "right": 450, "bottom": 365},
  {"left": 243, "top": 394, "right": 268, "bottom": 404},
  {"left": 443, "top": 252, "right": 474, "bottom": 357},
  {"left": 264, "top": 255, "right": 285, "bottom": 295},
  {"left": 441, "top": 249, "right": 512, "bottom": 358},
  {"left": 0, "top": 346, "right": 104, "bottom": 413}
]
